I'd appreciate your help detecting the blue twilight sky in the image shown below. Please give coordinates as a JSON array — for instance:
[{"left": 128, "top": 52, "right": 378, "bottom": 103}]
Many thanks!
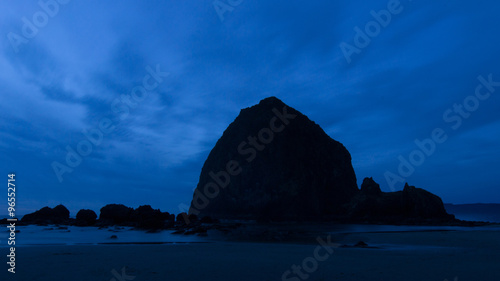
[{"left": 1, "top": 0, "right": 499, "bottom": 217}]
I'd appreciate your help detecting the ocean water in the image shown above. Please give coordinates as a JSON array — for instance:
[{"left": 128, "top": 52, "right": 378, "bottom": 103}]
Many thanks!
[
  {"left": 325, "top": 223, "right": 500, "bottom": 234},
  {"left": 444, "top": 204, "right": 500, "bottom": 223}
]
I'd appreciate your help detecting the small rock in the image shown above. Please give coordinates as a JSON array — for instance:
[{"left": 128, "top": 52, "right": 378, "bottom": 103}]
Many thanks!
[
  {"left": 354, "top": 241, "right": 368, "bottom": 248},
  {"left": 76, "top": 209, "right": 97, "bottom": 226}
]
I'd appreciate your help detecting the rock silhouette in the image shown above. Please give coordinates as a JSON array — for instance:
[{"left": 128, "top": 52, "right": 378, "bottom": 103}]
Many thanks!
[
  {"left": 189, "top": 97, "right": 455, "bottom": 223},
  {"left": 98, "top": 204, "right": 175, "bottom": 229},
  {"left": 76, "top": 209, "right": 97, "bottom": 226},
  {"left": 130, "top": 205, "right": 169, "bottom": 229},
  {"left": 350, "top": 178, "right": 454, "bottom": 223},
  {"left": 99, "top": 204, "right": 134, "bottom": 224},
  {"left": 189, "top": 96, "right": 359, "bottom": 220},
  {"left": 21, "top": 204, "right": 70, "bottom": 224}
]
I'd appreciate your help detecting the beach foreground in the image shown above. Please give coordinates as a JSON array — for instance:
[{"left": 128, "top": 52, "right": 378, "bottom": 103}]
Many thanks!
[{"left": 3, "top": 229, "right": 500, "bottom": 281}]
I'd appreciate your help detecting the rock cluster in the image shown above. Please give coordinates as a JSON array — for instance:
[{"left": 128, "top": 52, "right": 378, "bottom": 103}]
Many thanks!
[
  {"left": 15, "top": 97, "right": 466, "bottom": 227},
  {"left": 349, "top": 178, "right": 454, "bottom": 223},
  {"left": 21, "top": 204, "right": 70, "bottom": 224},
  {"left": 98, "top": 204, "right": 175, "bottom": 229},
  {"left": 189, "top": 97, "right": 456, "bottom": 223},
  {"left": 20, "top": 204, "right": 178, "bottom": 230}
]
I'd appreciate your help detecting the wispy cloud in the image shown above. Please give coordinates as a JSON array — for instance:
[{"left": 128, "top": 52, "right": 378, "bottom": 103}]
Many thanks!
[{"left": 1, "top": 0, "right": 500, "bottom": 215}]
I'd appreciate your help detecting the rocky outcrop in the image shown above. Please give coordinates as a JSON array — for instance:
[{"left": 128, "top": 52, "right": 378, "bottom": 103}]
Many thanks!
[
  {"left": 76, "top": 209, "right": 97, "bottom": 226},
  {"left": 98, "top": 204, "right": 175, "bottom": 229},
  {"left": 401, "top": 183, "right": 452, "bottom": 219},
  {"left": 359, "top": 177, "right": 382, "bottom": 196},
  {"left": 21, "top": 204, "right": 70, "bottom": 224},
  {"left": 130, "top": 205, "right": 169, "bottom": 229},
  {"left": 350, "top": 178, "right": 454, "bottom": 223},
  {"left": 189, "top": 96, "right": 359, "bottom": 220},
  {"left": 177, "top": 213, "right": 197, "bottom": 224},
  {"left": 99, "top": 204, "right": 134, "bottom": 224},
  {"left": 188, "top": 97, "right": 457, "bottom": 224}
]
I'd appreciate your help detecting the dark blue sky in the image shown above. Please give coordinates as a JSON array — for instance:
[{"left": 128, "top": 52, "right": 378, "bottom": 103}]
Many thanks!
[{"left": 1, "top": 0, "right": 500, "bottom": 216}]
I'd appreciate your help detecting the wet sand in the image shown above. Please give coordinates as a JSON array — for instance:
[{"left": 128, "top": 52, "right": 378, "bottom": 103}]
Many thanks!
[{"left": 2, "top": 229, "right": 499, "bottom": 281}]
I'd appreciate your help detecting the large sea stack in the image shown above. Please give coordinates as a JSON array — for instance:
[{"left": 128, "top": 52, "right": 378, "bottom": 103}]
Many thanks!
[{"left": 189, "top": 97, "right": 359, "bottom": 220}]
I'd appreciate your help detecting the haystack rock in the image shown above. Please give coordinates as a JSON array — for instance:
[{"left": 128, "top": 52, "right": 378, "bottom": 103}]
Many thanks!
[{"left": 189, "top": 97, "right": 359, "bottom": 220}]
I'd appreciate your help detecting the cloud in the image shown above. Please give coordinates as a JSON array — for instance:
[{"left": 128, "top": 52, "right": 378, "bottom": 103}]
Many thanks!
[{"left": 1, "top": 0, "right": 500, "bottom": 215}]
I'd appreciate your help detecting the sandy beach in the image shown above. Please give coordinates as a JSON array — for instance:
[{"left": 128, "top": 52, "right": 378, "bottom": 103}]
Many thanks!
[{"left": 3, "top": 228, "right": 499, "bottom": 281}]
